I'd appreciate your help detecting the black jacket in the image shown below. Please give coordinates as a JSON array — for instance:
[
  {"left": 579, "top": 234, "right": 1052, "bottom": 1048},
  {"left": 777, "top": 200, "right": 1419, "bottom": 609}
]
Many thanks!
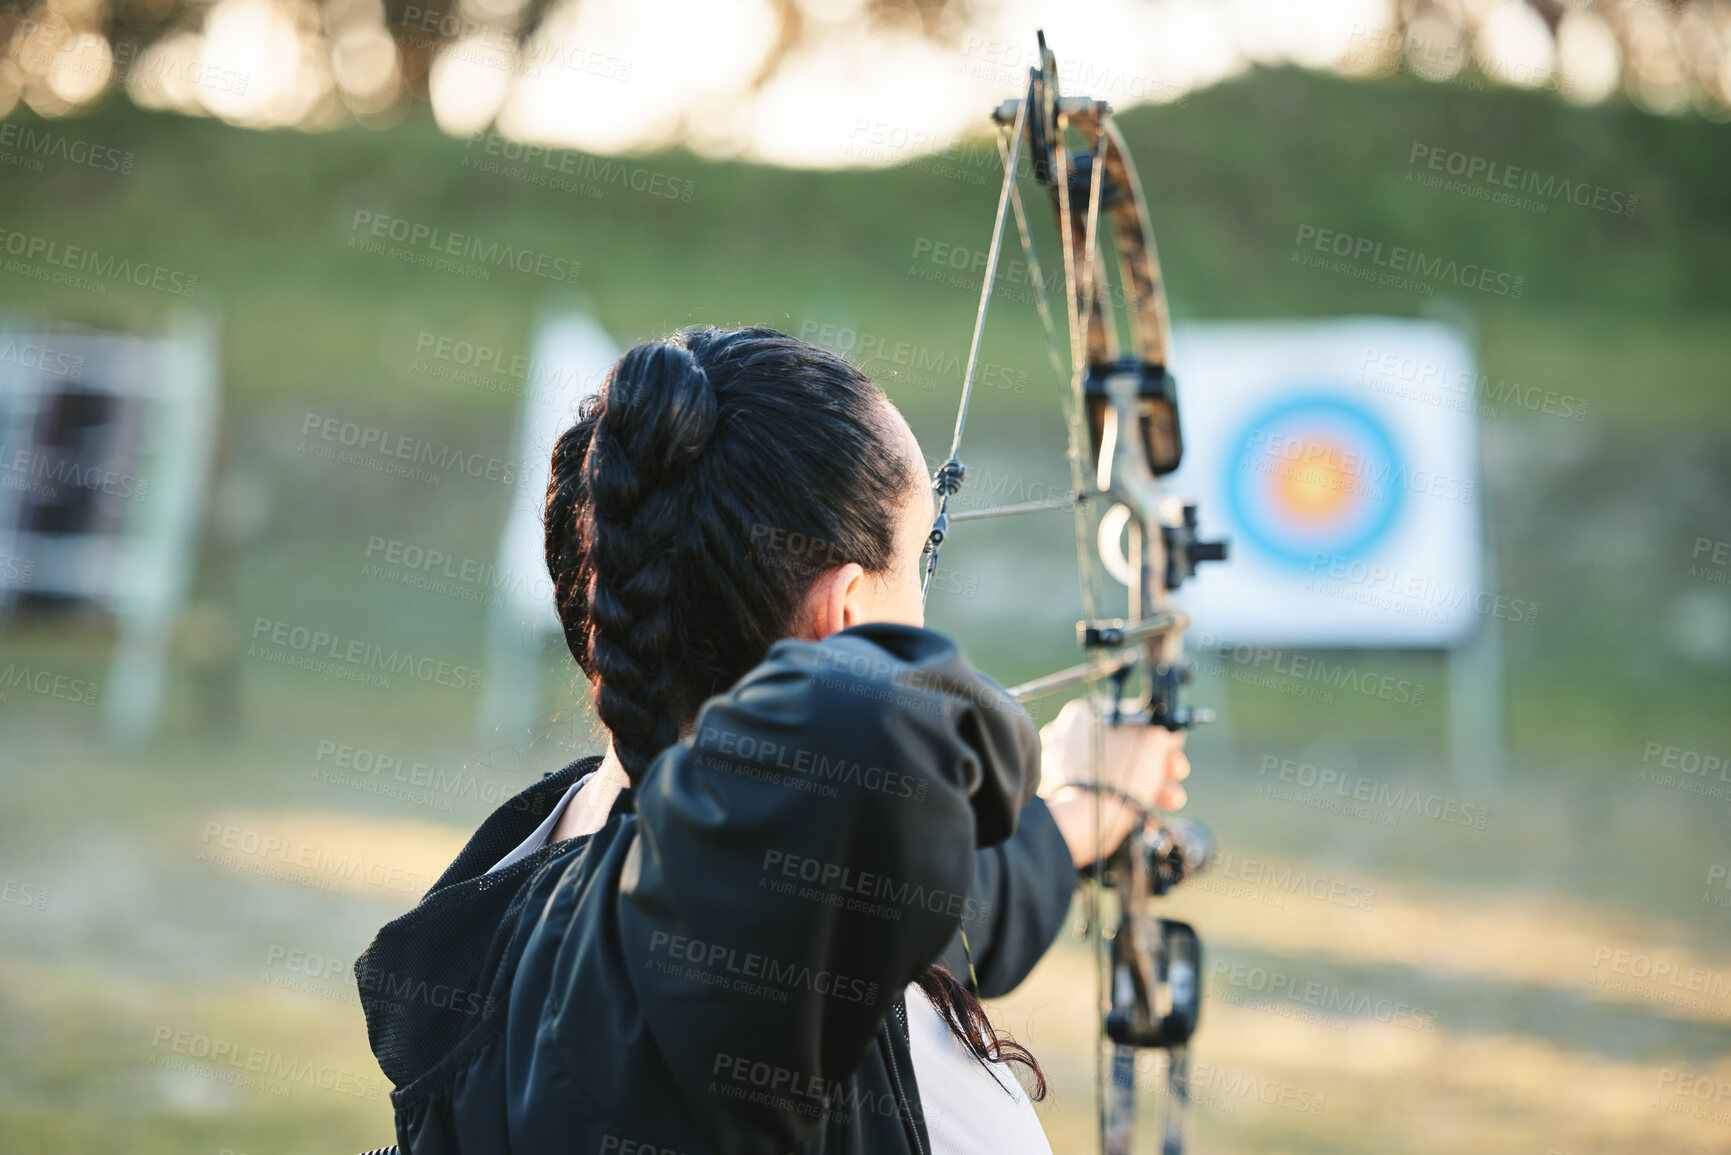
[{"left": 356, "top": 624, "right": 1078, "bottom": 1155}]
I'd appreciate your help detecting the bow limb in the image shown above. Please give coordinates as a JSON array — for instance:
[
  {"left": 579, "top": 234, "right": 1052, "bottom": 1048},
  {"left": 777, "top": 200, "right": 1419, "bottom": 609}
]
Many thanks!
[{"left": 1070, "top": 108, "right": 1175, "bottom": 369}]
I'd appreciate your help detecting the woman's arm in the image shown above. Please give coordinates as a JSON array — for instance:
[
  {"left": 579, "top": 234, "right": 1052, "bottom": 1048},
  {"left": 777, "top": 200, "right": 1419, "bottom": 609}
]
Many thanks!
[
  {"left": 934, "top": 797, "right": 1077, "bottom": 998},
  {"left": 612, "top": 623, "right": 1040, "bottom": 1152},
  {"left": 933, "top": 700, "right": 1194, "bottom": 997}
]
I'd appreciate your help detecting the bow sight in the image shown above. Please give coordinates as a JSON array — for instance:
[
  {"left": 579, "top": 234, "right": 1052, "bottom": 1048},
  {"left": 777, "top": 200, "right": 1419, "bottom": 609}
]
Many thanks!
[{"left": 921, "top": 31, "right": 1230, "bottom": 1155}]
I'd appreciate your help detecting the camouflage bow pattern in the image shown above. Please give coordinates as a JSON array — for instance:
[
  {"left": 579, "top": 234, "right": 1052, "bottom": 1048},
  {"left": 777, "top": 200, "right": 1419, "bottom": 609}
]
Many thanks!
[{"left": 919, "top": 31, "right": 1228, "bottom": 1155}]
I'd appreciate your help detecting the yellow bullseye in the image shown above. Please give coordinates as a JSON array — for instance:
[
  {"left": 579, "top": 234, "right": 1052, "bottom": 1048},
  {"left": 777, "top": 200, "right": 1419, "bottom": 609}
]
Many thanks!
[{"left": 1272, "top": 437, "right": 1356, "bottom": 522}]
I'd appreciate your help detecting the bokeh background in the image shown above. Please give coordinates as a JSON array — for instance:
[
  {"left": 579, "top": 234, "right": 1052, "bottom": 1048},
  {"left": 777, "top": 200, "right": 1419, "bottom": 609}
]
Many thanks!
[{"left": 2, "top": 1, "right": 1730, "bottom": 1152}]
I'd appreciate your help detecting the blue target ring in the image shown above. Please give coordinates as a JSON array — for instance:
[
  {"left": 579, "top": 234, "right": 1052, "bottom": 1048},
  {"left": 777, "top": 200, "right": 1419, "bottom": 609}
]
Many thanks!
[{"left": 1224, "top": 393, "right": 1404, "bottom": 570}]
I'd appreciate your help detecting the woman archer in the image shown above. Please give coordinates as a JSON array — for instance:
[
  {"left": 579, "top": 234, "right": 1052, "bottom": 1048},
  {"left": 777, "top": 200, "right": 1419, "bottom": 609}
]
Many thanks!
[{"left": 355, "top": 325, "right": 1189, "bottom": 1155}]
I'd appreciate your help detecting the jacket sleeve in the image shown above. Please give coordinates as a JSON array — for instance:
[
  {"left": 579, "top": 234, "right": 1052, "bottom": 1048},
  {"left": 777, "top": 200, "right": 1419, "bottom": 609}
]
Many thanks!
[
  {"left": 937, "top": 795, "right": 1078, "bottom": 998},
  {"left": 612, "top": 623, "right": 1039, "bottom": 1154}
]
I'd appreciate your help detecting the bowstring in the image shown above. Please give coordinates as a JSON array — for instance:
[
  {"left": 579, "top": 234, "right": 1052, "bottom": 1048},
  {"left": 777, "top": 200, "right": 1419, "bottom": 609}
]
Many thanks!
[
  {"left": 998, "top": 139, "right": 1118, "bottom": 1127},
  {"left": 1053, "top": 109, "right": 1126, "bottom": 1155},
  {"left": 929, "top": 83, "right": 1148, "bottom": 1155},
  {"left": 920, "top": 76, "right": 1033, "bottom": 606},
  {"left": 996, "top": 130, "right": 1104, "bottom": 627},
  {"left": 921, "top": 77, "right": 1034, "bottom": 996},
  {"left": 997, "top": 134, "right": 1070, "bottom": 414}
]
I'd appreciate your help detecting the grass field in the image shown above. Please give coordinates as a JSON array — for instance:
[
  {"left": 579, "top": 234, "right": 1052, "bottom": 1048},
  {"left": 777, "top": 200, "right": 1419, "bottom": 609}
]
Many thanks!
[{"left": 2, "top": 60, "right": 1729, "bottom": 1154}]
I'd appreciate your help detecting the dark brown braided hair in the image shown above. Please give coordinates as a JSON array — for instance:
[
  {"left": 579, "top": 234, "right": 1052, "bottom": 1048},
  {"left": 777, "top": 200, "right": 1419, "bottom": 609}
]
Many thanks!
[{"left": 544, "top": 324, "right": 1044, "bottom": 1099}]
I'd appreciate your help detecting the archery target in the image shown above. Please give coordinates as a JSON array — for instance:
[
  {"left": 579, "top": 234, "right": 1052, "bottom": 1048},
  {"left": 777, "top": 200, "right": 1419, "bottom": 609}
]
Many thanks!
[{"left": 1164, "top": 319, "right": 1481, "bottom": 647}]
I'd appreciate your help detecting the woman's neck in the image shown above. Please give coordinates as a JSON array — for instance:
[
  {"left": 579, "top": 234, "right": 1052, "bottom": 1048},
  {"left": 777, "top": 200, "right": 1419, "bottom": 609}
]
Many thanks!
[{"left": 551, "top": 744, "right": 630, "bottom": 843}]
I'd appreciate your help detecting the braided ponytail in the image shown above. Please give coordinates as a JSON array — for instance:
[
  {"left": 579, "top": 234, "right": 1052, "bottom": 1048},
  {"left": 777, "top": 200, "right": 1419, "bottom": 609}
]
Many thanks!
[
  {"left": 545, "top": 326, "right": 910, "bottom": 780},
  {"left": 550, "top": 341, "right": 717, "bottom": 776}
]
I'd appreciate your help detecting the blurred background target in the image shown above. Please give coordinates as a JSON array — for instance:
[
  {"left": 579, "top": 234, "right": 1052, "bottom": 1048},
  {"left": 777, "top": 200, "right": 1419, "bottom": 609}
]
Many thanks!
[{"left": 1166, "top": 318, "right": 1480, "bottom": 649}]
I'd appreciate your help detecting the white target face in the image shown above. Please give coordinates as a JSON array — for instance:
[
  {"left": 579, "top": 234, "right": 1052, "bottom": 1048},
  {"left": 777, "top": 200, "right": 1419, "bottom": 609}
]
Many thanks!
[{"left": 1164, "top": 319, "right": 1482, "bottom": 648}]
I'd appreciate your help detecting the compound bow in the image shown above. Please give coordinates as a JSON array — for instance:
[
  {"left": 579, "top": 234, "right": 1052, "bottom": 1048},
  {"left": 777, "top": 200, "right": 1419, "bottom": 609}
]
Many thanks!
[{"left": 920, "top": 32, "right": 1227, "bottom": 1155}]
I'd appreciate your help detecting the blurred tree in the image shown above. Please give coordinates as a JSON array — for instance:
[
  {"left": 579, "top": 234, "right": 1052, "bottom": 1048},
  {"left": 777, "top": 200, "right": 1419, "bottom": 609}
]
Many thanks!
[{"left": 0, "top": 0, "right": 1723, "bottom": 137}]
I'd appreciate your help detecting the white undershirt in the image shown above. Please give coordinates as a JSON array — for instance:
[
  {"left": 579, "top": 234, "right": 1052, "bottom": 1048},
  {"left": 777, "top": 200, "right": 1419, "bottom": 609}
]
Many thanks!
[
  {"left": 487, "top": 772, "right": 1052, "bottom": 1155},
  {"left": 903, "top": 983, "right": 1053, "bottom": 1155},
  {"left": 483, "top": 774, "right": 591, "bottom": 875}
]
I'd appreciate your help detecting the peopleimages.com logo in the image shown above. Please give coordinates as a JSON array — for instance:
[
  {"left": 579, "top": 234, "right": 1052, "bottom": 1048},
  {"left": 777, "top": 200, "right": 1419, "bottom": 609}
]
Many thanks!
[
  {"left": 1292, "top": 225, "right": 1525, "bottom": 299},
  {"left": 348, "top": 211, "right": 582, "bottom": 284},
  {"left": 248, "top": 616, "right": 482, "bottom": 693}
]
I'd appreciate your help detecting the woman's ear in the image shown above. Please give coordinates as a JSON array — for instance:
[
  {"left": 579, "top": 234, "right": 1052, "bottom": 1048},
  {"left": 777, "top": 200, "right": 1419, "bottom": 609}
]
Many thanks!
[{"left": 795, "top": 562, "right": 867, "bottom": 639}]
